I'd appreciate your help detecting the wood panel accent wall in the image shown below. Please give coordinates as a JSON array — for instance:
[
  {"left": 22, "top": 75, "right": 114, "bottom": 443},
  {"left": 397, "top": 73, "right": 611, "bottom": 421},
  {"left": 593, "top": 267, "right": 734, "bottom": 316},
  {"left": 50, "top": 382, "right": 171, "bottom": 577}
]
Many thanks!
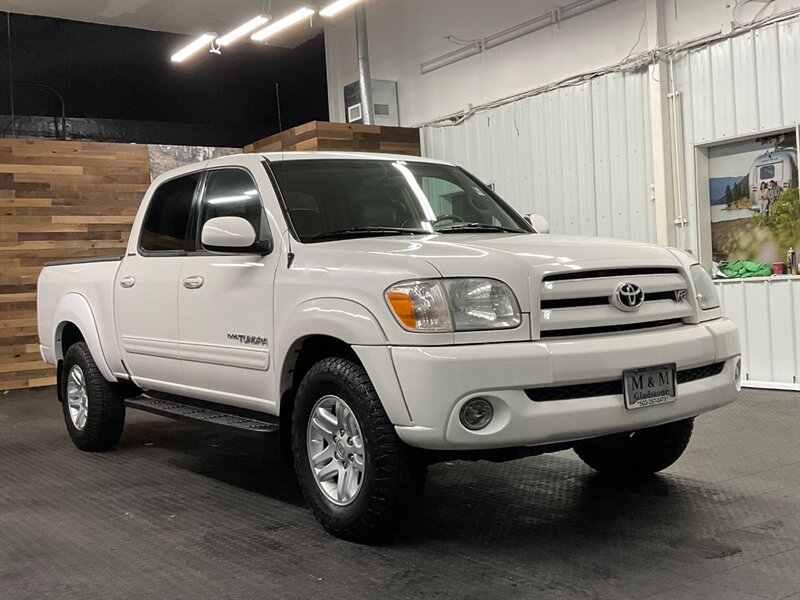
[
  {"left": 243, "top": 120, "right": 421, "bottom": 156},
  {"left": 1, "top": 139, "right": 151, "bottom": 390}
]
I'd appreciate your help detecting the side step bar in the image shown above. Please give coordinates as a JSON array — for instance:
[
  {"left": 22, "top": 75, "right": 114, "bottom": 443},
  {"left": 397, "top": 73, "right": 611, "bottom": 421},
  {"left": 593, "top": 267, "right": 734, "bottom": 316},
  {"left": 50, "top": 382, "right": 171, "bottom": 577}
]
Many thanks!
[{"left": 126, "top": 394, "right": 279, "bottom": 437}]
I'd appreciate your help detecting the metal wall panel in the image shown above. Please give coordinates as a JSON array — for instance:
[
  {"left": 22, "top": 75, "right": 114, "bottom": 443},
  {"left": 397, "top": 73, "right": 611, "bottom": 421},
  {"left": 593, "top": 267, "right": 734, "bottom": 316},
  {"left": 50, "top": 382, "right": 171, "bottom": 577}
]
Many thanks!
[
  {"left": 715, "top": 278, "right": 800, "bottom": 389},
  {"left": 673, "top": 18, "right": 800, "bottom": 256},
  {"left": 422, "top": 71, "right": 656, "bottom": 242}
]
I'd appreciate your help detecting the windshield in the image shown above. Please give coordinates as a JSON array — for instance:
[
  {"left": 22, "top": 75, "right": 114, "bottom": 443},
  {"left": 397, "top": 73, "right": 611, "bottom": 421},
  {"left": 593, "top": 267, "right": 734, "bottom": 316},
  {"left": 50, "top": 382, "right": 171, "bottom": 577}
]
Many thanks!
[{"left": 267, "top": 159, "right": 532, "bottom": 242}]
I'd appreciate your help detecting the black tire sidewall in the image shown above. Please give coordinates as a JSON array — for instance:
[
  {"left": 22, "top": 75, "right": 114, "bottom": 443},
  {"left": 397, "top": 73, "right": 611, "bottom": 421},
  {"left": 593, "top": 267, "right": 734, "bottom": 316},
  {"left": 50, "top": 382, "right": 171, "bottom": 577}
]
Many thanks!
[
  {"left": 293, "top": 362, "right": 378, "bottom": 528},
  {"left": 61, "top": 342, "right": 125, "bottom": 451}
]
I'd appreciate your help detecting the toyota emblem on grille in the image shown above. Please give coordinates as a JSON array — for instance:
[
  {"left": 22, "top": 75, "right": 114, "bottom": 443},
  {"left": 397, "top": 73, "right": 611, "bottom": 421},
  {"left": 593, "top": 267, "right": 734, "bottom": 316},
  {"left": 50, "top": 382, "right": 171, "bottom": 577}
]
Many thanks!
[{"left": 611, "top": 282, "right": 645, "bottom": 312}]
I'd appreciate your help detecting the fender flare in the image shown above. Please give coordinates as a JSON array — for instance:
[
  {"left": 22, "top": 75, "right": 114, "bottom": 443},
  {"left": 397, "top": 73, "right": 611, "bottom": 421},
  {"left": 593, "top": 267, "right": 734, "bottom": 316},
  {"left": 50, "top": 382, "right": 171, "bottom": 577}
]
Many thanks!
[
  {"left": 52, "top": 293, "right": 117, "bottom": 382},
  {"left": 275, "top": 298, "right": 413, "bottom": 425},
  {"left": 278, "top": 297, "right": 387, "bottom": 353}
]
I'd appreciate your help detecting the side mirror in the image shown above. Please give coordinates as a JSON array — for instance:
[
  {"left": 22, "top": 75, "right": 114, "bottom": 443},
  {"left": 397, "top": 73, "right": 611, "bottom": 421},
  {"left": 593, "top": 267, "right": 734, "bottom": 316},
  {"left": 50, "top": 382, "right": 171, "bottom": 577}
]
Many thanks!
[
  {"left": 526, "top": 213, "right": 550, "bottom": 234},
  {"left": 201, "top": 216, "right": 273, "bottom": 254}
]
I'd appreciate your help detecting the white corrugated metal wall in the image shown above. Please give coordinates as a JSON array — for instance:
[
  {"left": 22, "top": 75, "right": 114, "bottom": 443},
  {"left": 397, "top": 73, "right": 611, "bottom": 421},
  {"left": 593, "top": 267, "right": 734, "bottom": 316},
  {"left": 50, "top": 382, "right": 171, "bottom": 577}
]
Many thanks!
[
  {"left": 715, "top": 277, "right": 800, "bottom": 389},
  {"left": 673, "top": 18, "right": 800, "bottom": 257},
  {"left": 422, "top": 71, "right": 656, "bottom": 243},
  {"left": 421, "top": 18, "right": 799, "bottom": 250}
]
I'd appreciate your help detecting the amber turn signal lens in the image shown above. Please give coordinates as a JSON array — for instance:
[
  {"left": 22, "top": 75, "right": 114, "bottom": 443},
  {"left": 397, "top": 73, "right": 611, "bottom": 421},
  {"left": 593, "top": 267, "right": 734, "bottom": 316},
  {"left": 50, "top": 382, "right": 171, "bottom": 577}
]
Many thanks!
[{"left": 386, "top": 291, "right": 417, "bottom": 329}]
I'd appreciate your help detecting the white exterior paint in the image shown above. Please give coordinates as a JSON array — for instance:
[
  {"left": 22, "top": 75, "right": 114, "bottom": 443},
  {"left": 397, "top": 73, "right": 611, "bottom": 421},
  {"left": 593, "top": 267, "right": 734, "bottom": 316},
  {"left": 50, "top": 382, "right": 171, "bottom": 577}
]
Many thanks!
[
  {"left": 324, "top": 0, "right": 799, "bottom": 127},
  {"left": 715, "top": 277, "right": 800, "bottom": 390},
  {"left": 38, "top": 152, "right": 740, "bottom": 451}
]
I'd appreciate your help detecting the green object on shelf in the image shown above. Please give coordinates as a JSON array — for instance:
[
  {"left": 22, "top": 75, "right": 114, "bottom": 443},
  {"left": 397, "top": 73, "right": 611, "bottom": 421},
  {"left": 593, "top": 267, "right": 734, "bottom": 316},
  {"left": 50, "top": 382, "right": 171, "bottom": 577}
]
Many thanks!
[{"left": 717, "top": 260, "right": 772, "bottom": 278}]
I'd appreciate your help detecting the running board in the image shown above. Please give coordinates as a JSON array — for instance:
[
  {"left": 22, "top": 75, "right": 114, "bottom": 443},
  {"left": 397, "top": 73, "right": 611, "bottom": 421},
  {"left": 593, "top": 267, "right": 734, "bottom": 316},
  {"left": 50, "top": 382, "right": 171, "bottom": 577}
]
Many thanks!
[{"left": 126, "top": 394, "right": 279, "bottom": 436}]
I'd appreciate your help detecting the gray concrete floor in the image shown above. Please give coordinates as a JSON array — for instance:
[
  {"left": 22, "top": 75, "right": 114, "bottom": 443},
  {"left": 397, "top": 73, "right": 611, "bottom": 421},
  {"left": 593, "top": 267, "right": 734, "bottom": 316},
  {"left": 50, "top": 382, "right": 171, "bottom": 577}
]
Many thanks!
[{"left": 0, "top": 387, "right": 797, "bottom": 600}]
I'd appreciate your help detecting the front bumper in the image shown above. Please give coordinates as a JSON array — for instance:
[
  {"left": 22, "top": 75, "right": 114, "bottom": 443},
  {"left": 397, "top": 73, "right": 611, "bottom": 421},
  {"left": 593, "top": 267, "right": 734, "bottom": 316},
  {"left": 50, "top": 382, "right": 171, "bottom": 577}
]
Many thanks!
[{"left": 389, "top": 318, "right": 740, "bottom": 450}]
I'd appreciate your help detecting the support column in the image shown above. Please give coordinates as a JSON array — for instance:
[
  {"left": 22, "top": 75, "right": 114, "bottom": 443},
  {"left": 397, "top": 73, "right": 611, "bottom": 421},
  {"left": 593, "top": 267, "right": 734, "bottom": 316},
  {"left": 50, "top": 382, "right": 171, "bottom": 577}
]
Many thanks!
[{"left": 647, "top": 0, "right": 676, "bottom": 247}]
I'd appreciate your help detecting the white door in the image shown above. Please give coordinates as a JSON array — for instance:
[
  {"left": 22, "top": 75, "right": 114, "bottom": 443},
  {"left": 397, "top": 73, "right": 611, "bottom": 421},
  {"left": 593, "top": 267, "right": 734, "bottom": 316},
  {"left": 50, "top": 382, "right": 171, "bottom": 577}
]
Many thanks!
[
  {"left": 115, "top": 172, "right": 201, "bottom": 391},
  {"left": 176, "top": 167, "right": 279, "bottom": 411}
]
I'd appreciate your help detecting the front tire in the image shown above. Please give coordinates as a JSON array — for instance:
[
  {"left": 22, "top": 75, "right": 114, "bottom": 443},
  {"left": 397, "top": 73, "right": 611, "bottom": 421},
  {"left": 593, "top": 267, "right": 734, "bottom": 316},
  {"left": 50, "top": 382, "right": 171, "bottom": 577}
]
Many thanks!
[
  {"left": 574, "top": 418, "right": 694, "bottom": 476},
  {"left": 292, "top": 357, "right": 426, "bottom": 543},
  {"left": 61, "top": 342, "right": 126, "bottom": 452}
]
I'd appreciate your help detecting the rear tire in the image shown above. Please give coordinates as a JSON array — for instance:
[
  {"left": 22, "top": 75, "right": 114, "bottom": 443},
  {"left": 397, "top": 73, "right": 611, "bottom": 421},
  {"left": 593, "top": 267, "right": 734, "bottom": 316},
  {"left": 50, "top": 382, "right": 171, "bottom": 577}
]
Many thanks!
[
  {"left": 574, "top": 418, "right": 694, "bottom": 476},
  {"left": 292, "top": 357, "right": 426, "bottom": 543},
  {"left": 61, "top": 342, "right": 126, "bottom": 452}
]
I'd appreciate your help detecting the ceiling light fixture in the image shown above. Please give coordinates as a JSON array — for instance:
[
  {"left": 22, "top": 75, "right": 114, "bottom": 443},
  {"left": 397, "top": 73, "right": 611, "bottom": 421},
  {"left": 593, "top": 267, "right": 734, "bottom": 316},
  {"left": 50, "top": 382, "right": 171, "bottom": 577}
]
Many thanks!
[
  {"left": 217, "top": 15, "right": 270, "bottom": 46},
  {"left": 319, "top": 0, "right": 360, "bottom": 17},
  {"left": 171, "top": 32, "right": 216, "bottom": 62},
  {"left": 251, "top": 7, "right": 315, "bottom": 42}
]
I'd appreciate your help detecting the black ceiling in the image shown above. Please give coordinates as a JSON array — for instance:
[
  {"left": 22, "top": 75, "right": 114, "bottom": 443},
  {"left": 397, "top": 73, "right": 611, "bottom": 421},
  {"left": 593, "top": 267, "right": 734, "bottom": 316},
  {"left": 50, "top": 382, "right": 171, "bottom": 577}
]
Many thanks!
[{"left": 0, "top": 12, "right": 329, "bottom": 146}]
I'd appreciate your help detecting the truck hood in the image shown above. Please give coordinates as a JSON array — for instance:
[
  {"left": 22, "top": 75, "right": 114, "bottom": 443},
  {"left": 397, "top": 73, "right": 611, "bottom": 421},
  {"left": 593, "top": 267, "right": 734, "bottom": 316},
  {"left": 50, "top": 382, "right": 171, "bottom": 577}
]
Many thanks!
[{"left": 317, "top": 232, "right": 684, "bottom": 312}]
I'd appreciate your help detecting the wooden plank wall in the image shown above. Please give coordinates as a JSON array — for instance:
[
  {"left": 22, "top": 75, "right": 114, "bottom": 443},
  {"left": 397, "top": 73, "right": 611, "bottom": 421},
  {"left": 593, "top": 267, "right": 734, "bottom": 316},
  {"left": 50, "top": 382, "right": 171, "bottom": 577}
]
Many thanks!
[
  {"left": 1, "top": 139, "right": 151, "bottom": 390},
  {"left": 244, "top": 120, "right": 421, "bottom": 156}
]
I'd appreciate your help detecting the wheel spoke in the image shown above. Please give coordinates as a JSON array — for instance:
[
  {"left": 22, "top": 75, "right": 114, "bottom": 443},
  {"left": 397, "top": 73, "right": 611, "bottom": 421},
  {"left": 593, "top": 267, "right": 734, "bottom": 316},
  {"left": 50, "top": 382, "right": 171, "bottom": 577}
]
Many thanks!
[
  {"left": 310, "top": 444, "right": 333, "bottom": 466},
  {"left": 317, "top": 460, "right": 340, "bottom": 482},
  {"left": 311, "top": 414, "right": 335, "bottom": 438},
  {"left": 335, "top": 399, "right": 347, "bottom": 431},
  {"left": 336, "top": 467, "right": 347, "bottom": 502}
]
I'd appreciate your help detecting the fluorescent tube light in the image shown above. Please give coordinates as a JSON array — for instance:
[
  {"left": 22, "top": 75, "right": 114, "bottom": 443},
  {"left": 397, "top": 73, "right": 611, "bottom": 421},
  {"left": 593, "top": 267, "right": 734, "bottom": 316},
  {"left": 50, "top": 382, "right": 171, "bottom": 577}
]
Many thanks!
[
  {"left": 217, "top": 15, "right": 270, "bottom": 46},
  {"left": 251, "top": 7, "right": 315, "bottom": 41},
  {"left": 320, "top": 0, "right": 360, "bottom": 17},
  {"left": 171, "top": 33, "right": 216, "bottom": 62}
]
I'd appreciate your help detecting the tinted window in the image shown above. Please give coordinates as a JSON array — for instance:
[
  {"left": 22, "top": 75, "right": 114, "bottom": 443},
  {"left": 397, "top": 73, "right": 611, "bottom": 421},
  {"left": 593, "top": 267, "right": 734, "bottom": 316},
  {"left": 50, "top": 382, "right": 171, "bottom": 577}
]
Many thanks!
[
  {"left": 140, "top": 173, "right": 199, "bottom": 252},
  {"left": 270, "top": 160, "right": 529, "bottom": 243},
  {"left": 759, "top": 165, "right": 775, "bottom": 179},
  {"left": 199, "top": 169, "right": 268, "bottom": 243}
]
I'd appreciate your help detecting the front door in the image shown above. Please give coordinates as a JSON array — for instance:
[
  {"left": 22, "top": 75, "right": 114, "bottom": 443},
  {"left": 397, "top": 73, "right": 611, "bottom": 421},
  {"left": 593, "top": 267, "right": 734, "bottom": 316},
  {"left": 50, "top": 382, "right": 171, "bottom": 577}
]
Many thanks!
[
  {"left": 115, "top": 172, "right": 201, "bottom": 391},
  {"left": 176, "top": 166, "right": 278, "bottom": 411}
]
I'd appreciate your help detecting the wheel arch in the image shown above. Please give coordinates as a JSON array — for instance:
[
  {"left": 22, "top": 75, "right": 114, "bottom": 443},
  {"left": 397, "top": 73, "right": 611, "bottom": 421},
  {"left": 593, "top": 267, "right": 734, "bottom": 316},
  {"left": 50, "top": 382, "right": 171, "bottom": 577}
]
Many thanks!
[{"left": 52, "top": 294, "right": 116, "bottom": 382}]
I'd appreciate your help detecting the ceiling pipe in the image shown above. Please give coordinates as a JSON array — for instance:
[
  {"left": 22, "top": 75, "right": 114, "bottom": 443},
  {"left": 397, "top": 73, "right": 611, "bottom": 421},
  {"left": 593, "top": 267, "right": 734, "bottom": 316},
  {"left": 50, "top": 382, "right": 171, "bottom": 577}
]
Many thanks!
[
  {"left": 355, "top": 2, "right": 374, "bottom": 125},
  {"left": 421, "top": 0, "right": 617, "bottom": 75}
]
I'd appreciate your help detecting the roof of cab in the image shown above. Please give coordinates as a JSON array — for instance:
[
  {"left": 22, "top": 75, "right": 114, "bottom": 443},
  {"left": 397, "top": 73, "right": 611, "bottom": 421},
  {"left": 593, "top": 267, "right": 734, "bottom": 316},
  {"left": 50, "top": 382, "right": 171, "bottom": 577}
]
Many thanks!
[{"left": 258, "top": 150, "right": 454, "bottom": 165}]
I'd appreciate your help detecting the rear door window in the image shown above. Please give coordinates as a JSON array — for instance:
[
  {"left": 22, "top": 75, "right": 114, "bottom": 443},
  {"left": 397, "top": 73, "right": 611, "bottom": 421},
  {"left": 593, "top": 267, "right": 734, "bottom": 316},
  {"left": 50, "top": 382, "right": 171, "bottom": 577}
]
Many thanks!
[
  {"left": 140, "top": 173, "right": 200, "bottom": 253},
  {"left": 759, "top": 164, "right": 775, "bottom": 180}
]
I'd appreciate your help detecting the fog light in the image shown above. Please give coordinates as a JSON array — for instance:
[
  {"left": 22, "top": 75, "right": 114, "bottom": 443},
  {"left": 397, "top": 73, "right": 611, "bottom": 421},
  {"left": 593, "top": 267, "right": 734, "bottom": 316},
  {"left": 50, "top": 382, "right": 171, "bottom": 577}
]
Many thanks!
[
  {"left": 735, "top": 358, "right": 742, "bottom": 392},
  {"left": 460, "top": 397, "right": 494, "bottom": 431}
]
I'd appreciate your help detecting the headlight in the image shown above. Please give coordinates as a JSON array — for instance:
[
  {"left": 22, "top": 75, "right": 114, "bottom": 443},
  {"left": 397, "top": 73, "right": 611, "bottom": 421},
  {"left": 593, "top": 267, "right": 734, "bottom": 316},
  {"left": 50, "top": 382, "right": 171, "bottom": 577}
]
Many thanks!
[
  {"left": 385, "top": 278, "right": 521, "bottom": 332},
  {"left": 690, "top": 264, "right": 720, "bottom": 310}
]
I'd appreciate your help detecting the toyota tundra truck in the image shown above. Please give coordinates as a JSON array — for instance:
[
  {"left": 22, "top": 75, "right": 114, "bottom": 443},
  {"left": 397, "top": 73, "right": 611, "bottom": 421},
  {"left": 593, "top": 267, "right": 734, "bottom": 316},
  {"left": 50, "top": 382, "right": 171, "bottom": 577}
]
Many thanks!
[{"left": 37, "top": 152, "right": 741, "bottom": 542}]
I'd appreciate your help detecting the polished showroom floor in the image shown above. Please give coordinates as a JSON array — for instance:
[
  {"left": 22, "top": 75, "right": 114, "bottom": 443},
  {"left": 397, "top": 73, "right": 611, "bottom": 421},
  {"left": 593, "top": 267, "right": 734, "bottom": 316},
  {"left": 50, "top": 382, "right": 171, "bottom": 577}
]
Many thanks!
[{"left": 1, "top": 387, "right": 797, "bottom": 600}]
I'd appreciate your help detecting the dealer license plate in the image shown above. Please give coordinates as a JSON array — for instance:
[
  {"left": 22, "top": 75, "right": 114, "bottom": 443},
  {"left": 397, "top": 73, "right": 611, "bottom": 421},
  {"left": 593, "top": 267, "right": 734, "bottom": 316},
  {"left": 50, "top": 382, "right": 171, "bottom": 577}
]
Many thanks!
[{"left": 623, "top": 364, "right": 677, "bottom": 409}]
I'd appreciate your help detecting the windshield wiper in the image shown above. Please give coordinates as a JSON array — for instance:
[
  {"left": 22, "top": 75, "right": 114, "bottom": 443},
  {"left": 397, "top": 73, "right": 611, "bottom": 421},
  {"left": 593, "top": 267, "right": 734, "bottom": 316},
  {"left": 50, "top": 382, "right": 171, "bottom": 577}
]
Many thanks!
[
  {"left": 435, "top": 222, "right": 528, "bottom": 234},
  {"left": 312, "top": 226, "right": 428, "bottom": 241}
]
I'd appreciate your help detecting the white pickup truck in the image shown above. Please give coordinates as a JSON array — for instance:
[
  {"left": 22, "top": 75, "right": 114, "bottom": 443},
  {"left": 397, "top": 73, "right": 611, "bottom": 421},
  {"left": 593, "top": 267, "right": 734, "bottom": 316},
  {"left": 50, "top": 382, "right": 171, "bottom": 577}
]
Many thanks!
[{"left": 38, "top": 151, "right": 741, "bottom": 542}]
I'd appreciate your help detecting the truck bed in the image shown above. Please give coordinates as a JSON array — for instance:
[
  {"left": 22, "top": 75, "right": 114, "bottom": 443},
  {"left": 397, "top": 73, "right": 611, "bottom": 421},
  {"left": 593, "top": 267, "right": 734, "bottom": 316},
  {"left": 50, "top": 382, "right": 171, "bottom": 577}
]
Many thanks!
[{"left": 37, "top": 257, "right": 125, "bottom": 378}]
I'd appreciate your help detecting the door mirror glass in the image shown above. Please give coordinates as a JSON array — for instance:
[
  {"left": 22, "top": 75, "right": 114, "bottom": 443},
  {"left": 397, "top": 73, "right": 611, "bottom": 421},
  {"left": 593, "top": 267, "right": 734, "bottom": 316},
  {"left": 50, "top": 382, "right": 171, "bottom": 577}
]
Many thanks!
[
  {"left": 201, "top": 216, "right": 270, "bottom": 253},
  {"left": 526, "top": 213, "right": 550, "bottom": 234}
]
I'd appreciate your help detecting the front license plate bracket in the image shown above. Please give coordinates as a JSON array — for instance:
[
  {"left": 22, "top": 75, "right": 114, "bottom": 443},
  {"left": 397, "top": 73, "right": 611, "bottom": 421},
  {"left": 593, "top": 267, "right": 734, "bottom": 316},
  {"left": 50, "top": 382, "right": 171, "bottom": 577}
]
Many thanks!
[{"left": 623, "top": 363, "right": 677, "bottom": 409}]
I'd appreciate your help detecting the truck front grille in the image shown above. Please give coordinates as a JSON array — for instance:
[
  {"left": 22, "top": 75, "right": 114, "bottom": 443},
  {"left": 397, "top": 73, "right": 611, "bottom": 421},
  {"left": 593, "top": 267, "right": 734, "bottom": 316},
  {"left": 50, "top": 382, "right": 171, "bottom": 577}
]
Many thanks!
[
  {"left": 538, "top": 267, "right": 692, "bottom": 338},
  {"left": 525, "top": 362, "right": 725, "bottom": 402}
]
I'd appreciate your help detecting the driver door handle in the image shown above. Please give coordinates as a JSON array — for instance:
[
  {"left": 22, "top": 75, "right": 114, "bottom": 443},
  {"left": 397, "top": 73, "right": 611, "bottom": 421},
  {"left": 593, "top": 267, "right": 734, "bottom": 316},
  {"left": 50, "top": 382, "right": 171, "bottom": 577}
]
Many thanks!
[
  {"left": 119, "top": 276, "right": 135, "bottom": 288},
  {"left": 182, "top": 275, "right": 204, "bottom": 289}
]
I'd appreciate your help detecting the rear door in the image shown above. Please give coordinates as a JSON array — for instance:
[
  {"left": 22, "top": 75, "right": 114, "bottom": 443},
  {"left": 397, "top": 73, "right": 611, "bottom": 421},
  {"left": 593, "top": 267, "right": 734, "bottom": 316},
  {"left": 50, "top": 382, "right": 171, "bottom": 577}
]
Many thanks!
[
  {"left": 176, "top": 165, "right": 279, "bottom": 411},
  {"left": 115, "top": 172, "right": 200, "bottom": 391}
]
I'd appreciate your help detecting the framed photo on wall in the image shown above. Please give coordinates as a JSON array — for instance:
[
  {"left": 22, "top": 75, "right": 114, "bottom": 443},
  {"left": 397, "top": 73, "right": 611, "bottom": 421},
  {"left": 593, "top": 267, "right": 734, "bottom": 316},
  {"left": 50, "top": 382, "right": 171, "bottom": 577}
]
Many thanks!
[{"left": 695, "top": 126, "right": 799, "bottom": 275}]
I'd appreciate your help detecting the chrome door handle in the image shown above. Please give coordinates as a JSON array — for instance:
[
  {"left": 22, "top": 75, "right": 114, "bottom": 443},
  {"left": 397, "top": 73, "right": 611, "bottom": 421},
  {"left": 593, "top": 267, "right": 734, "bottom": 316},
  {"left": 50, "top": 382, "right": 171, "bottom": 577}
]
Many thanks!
[
  {"left": 119, "top": 276, "right": 135, "bottom": 288},
  {"left": 182, "top": 275, "right": 204, "bottom": 289}
]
